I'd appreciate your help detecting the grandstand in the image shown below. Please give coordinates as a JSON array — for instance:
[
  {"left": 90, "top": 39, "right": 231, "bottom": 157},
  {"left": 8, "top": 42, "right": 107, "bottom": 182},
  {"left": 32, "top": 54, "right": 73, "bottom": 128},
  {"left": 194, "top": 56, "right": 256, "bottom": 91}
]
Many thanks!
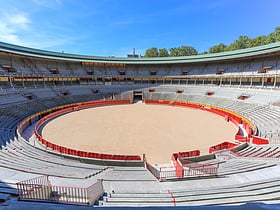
[{"left": 0, "top": 41, "right": 280, "bottom": 209}]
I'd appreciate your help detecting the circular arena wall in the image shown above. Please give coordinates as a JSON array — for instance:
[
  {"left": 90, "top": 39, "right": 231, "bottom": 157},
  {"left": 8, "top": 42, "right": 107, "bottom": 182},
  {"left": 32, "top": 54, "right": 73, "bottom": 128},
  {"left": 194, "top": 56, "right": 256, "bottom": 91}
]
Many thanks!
[{"left": 40, "top": 102, "right": 237, "bottom": 164}]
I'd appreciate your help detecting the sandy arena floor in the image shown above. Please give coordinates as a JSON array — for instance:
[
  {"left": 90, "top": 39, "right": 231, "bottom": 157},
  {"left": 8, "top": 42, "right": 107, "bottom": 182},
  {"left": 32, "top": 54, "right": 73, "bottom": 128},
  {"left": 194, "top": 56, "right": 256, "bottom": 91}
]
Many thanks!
[{"left": 42, "top": 103, "right": 237, "bottom": 164}]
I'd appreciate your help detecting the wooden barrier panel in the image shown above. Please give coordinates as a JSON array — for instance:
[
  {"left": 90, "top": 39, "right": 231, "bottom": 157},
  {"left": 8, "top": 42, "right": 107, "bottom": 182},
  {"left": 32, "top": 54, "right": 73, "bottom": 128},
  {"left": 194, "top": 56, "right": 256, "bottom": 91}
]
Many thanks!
[
  {"left": 175, "top": 160, "right": 184, "bottom": 178},
  {"left": 235, "top": 134, "right": 248, "bottom": 143},
  {"left": 171, "top": 154, "right": 184, "bottom": 179},
  {"left": 252, "top": 136, "right": 269, "bottom": 145},
  {"left": 209, "top": 141, "right": 238, "bottom": 153},
  {"left": 177, "top": 150, "right": 200, "bottom": 158}
]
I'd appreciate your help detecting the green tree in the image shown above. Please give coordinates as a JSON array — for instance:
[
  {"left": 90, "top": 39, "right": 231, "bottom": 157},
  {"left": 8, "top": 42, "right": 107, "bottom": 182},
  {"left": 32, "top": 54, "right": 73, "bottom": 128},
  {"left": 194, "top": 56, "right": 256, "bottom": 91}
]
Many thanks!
[
  {"left": 227, "top": 36, "right": 251, "bottom": 51},
  {"left": 143, "top": 25, "right": 280, "bottom": 55},
  {"left": 158, "top": 48, "right": 169, "bottom": 57},
  {"left": 249, "top": 36, "right": 267, "bottom": 47},
  {"left": 144, "top": 47, "right": 159, "bottom": 57},
  {"left": 209, "top": 43, "right": 227, "bottom": 53},
  {"left": 267, "top": 26, "right": 280, "bottom": 43},
  {"left": 179, "top": 46, "right": 198, "bottom": 56},
  {"left": 169, "top": 46, "right": 198, "bottom": 56},
  {"left": 169, "top": 47, "right": 180, "bottom": 56}
]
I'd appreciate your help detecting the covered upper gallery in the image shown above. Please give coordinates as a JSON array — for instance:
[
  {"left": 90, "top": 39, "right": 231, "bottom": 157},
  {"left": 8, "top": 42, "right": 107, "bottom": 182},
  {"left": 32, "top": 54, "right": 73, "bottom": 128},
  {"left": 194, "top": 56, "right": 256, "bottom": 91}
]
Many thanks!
[{"left": 0, "top": 41, "right": 280, "bottom": 65}]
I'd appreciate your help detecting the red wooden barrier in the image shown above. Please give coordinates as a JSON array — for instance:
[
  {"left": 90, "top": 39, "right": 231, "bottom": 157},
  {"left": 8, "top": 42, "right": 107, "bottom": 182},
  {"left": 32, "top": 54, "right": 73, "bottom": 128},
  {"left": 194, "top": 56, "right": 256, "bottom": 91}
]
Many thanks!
[
  {"left": 172, "top": 150, "right": 200, "bottom": 160},
  {"left": 175, "top": 160, "right": 184, "bottom": 178},
  {"left": 171, "top": 153, "right": 184, "bottom": 178},
  {"left": 235, "top": 135, "right": 248, "bottom": 143},
  {"left": 209, "top": 141, "right": 238, "bottom": 153},
  {"left": 177, "top": 150, "right": 200, "bottom": 158},
  {"left": 252, "top": 136, "right": 269, "bottom": 145}
]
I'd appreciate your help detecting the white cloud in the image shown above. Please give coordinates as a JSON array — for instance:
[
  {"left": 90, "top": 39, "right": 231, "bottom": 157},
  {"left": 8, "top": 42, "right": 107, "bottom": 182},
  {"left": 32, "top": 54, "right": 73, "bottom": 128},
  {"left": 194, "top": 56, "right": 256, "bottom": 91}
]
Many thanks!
[
  {"left": 0, "top": 5, "right": 80, "bottom": 50},
  {"left": 10, "top": 14, "right": 31, "bottom": 29},
  {"left": 0, "top": 12, "right": 31, "bottom": 46},
  {"left": 0, "top": 33, "right": 22, "bottom": 45}
]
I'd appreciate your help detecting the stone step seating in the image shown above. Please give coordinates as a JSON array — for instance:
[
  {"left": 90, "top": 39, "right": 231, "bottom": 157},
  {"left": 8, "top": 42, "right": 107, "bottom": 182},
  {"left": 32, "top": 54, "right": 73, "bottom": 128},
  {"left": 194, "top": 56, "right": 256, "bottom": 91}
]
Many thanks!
[
  {"left": 15, "top": 139, "right": 110, "bottom": 172},
  {"left": 101, "top": 167, "right": 155, "bottom": 182},
  {"left": 232, "top": 145, "right": 280, "bottom": 159},
  {"left": 182, "top": 156, "right": 275, "bottom": 176},
  {"left": 218, "top": 159, "right": 276, "bottom": 175},
  {"left": 0, "top": 140, "right": 109, "bottom": 179},
  {"left": 103, "top": 178, "right": 280, "bottom": 206}
]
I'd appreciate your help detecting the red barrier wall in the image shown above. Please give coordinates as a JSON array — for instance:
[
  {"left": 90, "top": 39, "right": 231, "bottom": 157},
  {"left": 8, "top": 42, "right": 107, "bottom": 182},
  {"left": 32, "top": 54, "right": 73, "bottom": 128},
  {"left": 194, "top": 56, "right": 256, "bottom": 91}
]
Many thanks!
[
  {"left": 235, "top": 134, "right": 248, "bottom": 143},
  {"left": 175, "top": 160, "right": 184, "bottom": 178},
  {"left": 171, "top": 153, "right": 184, "bottom": 178},
  {"left": 209, "top": 141, "right": 238, "bottom": 153},
  {"left": 170, "top": 150, "right": 201, "bottom": 179},
  {"left": 172, "top": 150, "right": 200, "bottom": 159},
  {"left": 33, "top": 100, "right": 141, "bottom": 161},
  {"left": 252, "top": 136, "right": 269, "bottom": 145}
]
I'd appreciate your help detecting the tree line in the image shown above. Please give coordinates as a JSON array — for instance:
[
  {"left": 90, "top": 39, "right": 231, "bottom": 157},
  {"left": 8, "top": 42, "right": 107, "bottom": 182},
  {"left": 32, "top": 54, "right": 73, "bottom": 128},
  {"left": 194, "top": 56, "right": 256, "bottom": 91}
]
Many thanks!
[{"left": 144, "top": 26, "right": 280, "bottom": 57}]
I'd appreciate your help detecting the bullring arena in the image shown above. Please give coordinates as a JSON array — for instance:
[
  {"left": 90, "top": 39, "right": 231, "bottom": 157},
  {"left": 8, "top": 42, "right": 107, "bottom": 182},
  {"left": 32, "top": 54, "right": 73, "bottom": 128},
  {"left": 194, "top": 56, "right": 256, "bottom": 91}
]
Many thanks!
[
  {"left": 1, "top": 42, "right": 280, "bottom": 209},
  {"left": 42, "top": 103, "right": 236, "bottom": 163}
]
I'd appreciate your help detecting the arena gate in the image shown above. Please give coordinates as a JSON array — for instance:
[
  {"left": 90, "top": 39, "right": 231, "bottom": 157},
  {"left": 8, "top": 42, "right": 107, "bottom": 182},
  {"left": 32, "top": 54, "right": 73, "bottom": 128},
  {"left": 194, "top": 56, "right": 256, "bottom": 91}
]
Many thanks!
[{"left": 133, "top": 90, "right": 143, "bottom": 103}]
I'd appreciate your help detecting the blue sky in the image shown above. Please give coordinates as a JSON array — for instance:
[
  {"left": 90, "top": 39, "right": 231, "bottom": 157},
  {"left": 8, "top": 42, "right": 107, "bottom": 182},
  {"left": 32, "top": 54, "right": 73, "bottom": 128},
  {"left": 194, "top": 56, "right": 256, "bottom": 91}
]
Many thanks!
[{"left": 0, "top": 0, "right": 279, "bottom": 57}]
